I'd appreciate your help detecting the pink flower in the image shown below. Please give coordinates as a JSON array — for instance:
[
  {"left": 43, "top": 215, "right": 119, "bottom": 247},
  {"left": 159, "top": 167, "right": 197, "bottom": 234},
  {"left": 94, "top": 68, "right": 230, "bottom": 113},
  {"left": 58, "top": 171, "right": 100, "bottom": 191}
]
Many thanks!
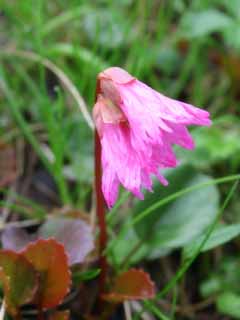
[{"left": 93, "top": 67, "right": 211, "bottom": 207}]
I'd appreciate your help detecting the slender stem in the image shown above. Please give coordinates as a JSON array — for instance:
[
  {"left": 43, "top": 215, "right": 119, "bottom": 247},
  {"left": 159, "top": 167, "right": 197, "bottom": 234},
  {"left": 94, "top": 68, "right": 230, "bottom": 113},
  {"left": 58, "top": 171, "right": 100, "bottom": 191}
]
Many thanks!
[
  {"left": 16, "top": 314, "right": 22, "bottom": 320},
  {"left": 0, "top": 300, "right": 5, "bottom": 320},
  {"left": 124, "top": 301, "right": 132, "bottom": 320},
  {"left": 37, "top": 313, "right": 44, "bottom": 320},
  {"left": 37, "top": 306, "right": 44, "bottom": 320},
  {"left": 94, "top": 130, "right": 108, "bottom": 295}
]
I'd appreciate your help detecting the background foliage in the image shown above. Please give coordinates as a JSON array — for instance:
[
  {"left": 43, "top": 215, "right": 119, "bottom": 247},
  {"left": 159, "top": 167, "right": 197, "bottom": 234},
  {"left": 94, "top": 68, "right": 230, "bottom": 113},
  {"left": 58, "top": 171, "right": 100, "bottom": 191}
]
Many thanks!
[{"left": 0, "top": 0, "right": 240, "bottom": 319}]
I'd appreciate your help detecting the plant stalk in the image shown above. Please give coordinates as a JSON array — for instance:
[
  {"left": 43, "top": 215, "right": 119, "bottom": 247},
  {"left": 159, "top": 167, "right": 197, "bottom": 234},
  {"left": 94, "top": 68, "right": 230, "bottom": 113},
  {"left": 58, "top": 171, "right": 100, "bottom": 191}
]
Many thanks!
[
  {"left": 37, "top": 307, "right": 44, "bottom": 320},
  {"left": 94, "top": 130, "right": 108, "bottom": 296}
]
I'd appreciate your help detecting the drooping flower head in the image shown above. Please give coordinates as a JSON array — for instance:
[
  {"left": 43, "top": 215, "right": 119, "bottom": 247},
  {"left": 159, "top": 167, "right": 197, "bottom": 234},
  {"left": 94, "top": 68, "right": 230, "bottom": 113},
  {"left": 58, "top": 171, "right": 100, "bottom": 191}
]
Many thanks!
[{"left": 93, "top": 67, "right": 211, "bottom": 207}]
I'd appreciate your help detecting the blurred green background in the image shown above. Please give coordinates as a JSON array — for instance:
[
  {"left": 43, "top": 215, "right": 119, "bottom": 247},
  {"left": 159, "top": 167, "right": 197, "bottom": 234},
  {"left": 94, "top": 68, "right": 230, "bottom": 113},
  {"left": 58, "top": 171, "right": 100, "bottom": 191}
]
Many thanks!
[{"left": 1, "top": 1, "right": 240, "bottom": 319}]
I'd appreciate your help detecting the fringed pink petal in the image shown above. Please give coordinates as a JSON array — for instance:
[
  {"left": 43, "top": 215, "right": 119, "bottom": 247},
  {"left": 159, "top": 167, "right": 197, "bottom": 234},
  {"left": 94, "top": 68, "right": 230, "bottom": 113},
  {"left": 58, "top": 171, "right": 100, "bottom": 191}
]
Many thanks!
[
  {"left": 102, "top": 165, "right": 119, "bottom": 208},
  {"left": 93, "top": 67, "right": 211, "bottom": 206},
  {"left": 156, "top": 172, "right": 169, "bottom": 186},
  {"left": 164, "top": 122, "right": 195, "bottom": 150},
  {"left": 126, "top": 80, "right": 211, "bottom": 127},
  {"left": 101, "top": 123, "right": 144, "bottom": 203}
]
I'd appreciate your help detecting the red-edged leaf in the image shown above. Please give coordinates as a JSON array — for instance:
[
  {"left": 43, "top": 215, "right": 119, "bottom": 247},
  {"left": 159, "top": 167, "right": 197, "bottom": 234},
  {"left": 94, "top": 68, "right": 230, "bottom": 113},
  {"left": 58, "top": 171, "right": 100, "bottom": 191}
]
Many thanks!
[
  {"left": 0, "top": 250, "right": 38, "bottom": 316},
  {"left": 2, "top": 227, "right": 37, "bottom": 252},
  {"left": 0, "top": 143, "right": 17, "bottom": 187},
  {"left": 49, "top": 310, "right": 70, "bottom": 320},
  {"left": 38, "top": 218, "right": 94, "bottom": 265},
  {"left": 102, "top": 269, "right": 156, "bottom": 303},
  {"left": 22, "top": 239, "right": 71, "bottom": 309},
  {"left": 2, "top": 217, "right": 95, "bottom": 266}
]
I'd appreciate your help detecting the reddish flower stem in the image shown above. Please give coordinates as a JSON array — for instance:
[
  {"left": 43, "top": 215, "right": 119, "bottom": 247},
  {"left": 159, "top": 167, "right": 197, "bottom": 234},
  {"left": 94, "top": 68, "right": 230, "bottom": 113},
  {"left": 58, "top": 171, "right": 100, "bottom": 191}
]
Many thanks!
[
  {"left": 37, "top": 309, "right": 44, "bottom": 320},
  {"left": 94, "top": 130, "right": 108, "bottom": 296},
  {"left": 15, "top": 313, "right": 22, "bottom": 320}
]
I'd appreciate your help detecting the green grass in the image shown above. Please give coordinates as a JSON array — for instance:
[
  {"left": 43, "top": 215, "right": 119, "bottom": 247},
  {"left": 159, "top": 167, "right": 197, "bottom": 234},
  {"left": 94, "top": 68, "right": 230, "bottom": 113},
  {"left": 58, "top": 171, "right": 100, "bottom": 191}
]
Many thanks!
[{"left": 1, "top": 0, "right": 240, "bottom": 318}]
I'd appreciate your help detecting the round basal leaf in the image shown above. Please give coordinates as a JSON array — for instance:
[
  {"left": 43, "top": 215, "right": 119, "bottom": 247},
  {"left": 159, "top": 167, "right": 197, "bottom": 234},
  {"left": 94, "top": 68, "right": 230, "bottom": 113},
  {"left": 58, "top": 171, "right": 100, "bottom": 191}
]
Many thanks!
[
  {"left": 109, "top": 224, "right": 149, "bottom": 266},
  {"left": 217, "top": 291, "right": 240, "bottom": 319},
  {"left": 0, "top": 250, "right": 38, "bottom": 316},
  {"left": 2, "top": 218, "right": 95, "bottom": 266},
  {"left": 38, "top": 218, "right": 94, "bottom": 265},
  {"left": 49, "top": 310, "right": 70, "bottom": 320},
  {"left": 22, "top": 239, "right": 71, "bottom": 309},
  {"left": 2, "top": 227, "right": 37, "bottom": 252},
  {"left": 179, "top": 9, "right": 233, "bottom": 39},
  {"left": 184, "top": 223, "right": 240, "bottom": 259},
  {"left": 133, "top": 166, "right": 219, "bottom": 259},
  {"left": 102, "top": 269, "right": 155, "bottom": 303},
  {"left": 221, "top": 0, "right": 240, "bottom": 18},
  {"left": 226, "top": 23, "right": 240, "bottom": 51}
]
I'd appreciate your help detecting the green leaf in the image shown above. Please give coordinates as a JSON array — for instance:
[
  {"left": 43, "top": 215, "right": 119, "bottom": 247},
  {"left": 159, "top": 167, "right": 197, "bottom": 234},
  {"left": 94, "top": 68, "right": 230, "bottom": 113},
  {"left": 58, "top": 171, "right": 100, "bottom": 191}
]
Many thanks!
[
  {"left": 184, "top": 223, "right": 240, "bottom": 258},
  {"left": 179, "top": 9, "right": 233, "bottom": 38},
  {"left": 109, "top": 226, "right": 150, "bottom": 266},
  {"left": 223, "top": 22, "right": 240, "bottom": 51},
  {"left": 0, "top": 250, "right": 38, "bottom": 316},
  {"left": 48, "top": 43, "right": 107, "bottom": 75},
  {"left": 200, "top": 276, "right": 221, "bottom": 297},
  {"left": 220, "top": 0, "right": 240, "bottom": 18},
  {"left": 217, "top": 292, "right": 240, "bottom": 319},
  {"left": 133, "top": 166, "right": 219, "bottom": 259},
  {"left": 72, "top": 269, "right": 101, "bottom": 284},
  {"left": 200, "top": 258, "right": 240, "bottom": 299},
  {"left": 62, "top": 115, "right": 93, "bottom": 184},
  {"left": 177, "top": 118, "right": 240, "bottom": 168}
]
